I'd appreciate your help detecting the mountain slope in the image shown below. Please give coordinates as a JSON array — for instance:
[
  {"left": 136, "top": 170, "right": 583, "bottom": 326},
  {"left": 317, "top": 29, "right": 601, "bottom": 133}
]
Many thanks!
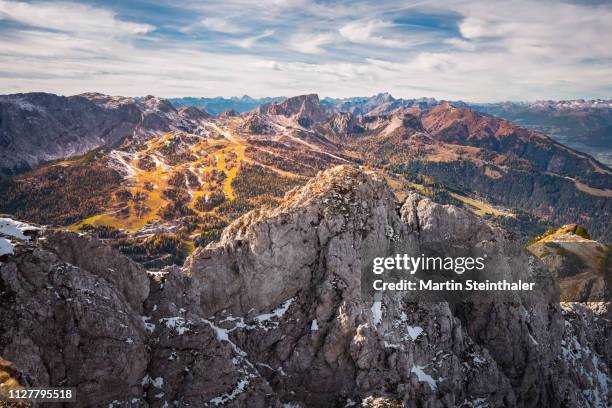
[
  {"left": 470, "top": 100, "right": 612, "bottom": 166},
  {"left": 0, "top": 92, "right": 210, "bottom": 175}
]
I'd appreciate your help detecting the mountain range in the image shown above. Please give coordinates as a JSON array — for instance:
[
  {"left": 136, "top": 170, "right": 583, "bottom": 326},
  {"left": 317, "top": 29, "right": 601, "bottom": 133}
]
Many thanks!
[
  {"left": 0, "top": 92, "right": 210, "bottom": 176},
  {"left": 169, "top": 93, "right": 612, "bottom": 167},
  {"left": 0, "top": 92, "right": 610, "bottom": 268},
  {"left": 169, "top": 95, "right": 285, "bottom": 116},
  {"left": 0, "top": 91, "right": 610, "bottom": 407}
]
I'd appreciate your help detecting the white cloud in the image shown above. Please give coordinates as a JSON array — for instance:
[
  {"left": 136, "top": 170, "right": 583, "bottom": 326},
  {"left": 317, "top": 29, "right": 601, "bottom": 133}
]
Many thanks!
[
  {"left": 200, "top": 17, "right": 244, "bottom": 34},
  {"left": 339, "top": 19, "right": 406, "bottom": 48},
  {"left": 0, "top": 0, "right": 611, "bottom": 101},
  {"left": 0, "top": 0, "right": 153, "bottom": 36},
  {"left": 287, "top": 32, "right": 335, "bottom": 54},
  {"left": 228, "top": 29, "right": 275, "bottom": 49},
  {"left": 452, "top": 0, "right": 612, "bottom": 60},
  {"left": 445, "top": 38, "right": 475, "bottom": 51}
]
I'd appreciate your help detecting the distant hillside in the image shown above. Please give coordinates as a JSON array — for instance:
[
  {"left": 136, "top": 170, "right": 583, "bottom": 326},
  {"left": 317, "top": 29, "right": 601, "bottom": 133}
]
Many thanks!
[
  {"left": 322, "top": 93, "right": 441, "bottom": 115},
  {"left": 169, "top": 95, "right": 285, "bottom": 115},
  {"left": 470, "top": 100, "right": 612, "bottom": 166},
  {"left": 0, "top": 92, "right": 210, "bottom": 175}
]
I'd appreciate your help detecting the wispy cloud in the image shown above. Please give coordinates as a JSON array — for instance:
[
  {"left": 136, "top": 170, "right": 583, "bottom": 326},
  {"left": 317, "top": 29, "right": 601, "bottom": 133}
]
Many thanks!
[
  {"left": 0, "top": 0, "right": 611, "bottom": 101},
  {"left": 287, "top": 32, "right": 335, "bottom": 54},
  {"left": 0, "top": 0, "right": 153, "bottom": 36},
  {"left": 339, "top": 19, "right": 406, "bottom": 48},
  {"left": 228, "top": 29, "right": 275, "bottom": 49},
  {"left": 200, "top": 17, "right": 244, "bottom": 34}
]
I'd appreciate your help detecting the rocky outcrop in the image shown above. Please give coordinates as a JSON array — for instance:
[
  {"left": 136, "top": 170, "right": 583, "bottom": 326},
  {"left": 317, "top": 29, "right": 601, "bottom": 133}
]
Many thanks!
[
  {"left": 0, "top": 166, "right": 610, "bottom": 407},
  {"left": 170, "top": 166, "right": 609, "bottom": 407},
  {"left": 528, "top": 225, "right": 611, "bottom": 302},
  {"left": 0, "top": 92, "right": 210, "bottom": 175},
  {"left": 0, "top": 226, "right": 150, "bottom": 405},
  {"left": 258, "top": 94, "right": 329, "bottom": 127}
]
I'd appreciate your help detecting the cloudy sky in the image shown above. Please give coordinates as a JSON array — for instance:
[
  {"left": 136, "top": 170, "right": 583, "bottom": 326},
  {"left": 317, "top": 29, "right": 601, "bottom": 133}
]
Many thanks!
[{"left": 0, "top": 0, "right": 611, "bottom": 101}]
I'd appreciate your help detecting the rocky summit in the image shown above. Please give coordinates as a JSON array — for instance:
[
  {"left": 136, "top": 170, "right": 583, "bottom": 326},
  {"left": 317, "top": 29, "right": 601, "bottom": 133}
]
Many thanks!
[{"left": 1, "top": 166, "right": 609, "bottom": 407}]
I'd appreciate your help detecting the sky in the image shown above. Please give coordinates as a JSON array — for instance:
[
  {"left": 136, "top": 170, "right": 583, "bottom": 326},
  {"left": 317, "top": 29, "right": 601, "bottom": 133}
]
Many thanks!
[{"left": 0, "top": 0, "right": 611, "bottom": 101}]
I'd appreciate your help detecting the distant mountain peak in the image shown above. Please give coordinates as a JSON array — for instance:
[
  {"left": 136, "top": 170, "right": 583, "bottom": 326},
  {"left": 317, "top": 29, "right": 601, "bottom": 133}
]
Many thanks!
[
  {"left": 373, "top": 92, "right": 395, "bottom": 102},
  {"left": 258, "top": 93, "right": 327, "bottom": 127}
]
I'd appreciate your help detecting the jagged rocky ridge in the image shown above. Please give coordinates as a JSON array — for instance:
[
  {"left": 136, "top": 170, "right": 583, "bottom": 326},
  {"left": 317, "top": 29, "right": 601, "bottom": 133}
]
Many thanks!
[{"left": 0, "top": 166, "right": 609, "bottom": 407}]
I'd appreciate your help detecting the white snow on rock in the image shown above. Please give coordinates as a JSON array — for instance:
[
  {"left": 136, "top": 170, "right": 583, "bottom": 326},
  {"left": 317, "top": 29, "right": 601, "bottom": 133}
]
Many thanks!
[
  {"left": 0, "top": 217, "right": 39, "bottom": 241},
  {"left": 406, "top": 326, "right": 423, "bottom": 341},
  {"left": 311, "top": 319, "right": 319, "bottom": 331},
  {"left": 202, "top": 317, "right": 263, "bottom": 406},
  {"left": 141, "top": 316, "right": 156, "bottom": 334},
  {"left": 159, "top": 317, "right": 191, "bottom": 335},
  {"left": 107, "top": 150, "right": 137, "bottom": 177},
  {"left": 0, "top": 218, "right": 39, "bottom": 256},
  {"left": 210, "top": 377, "right": 252, "bottom": 406},
  {"left": 254, "top": 298, "right": 294, "bottom": 324},
  {"left": 0, "top": 237, "right": 14, "bottom": 256},
  {"left": 410, "top": 365, "right": 437, "bottom": 390},
  {"left": 142, "top": 374, "right": 164, "bottom": 389},
  {"left": 215, "top": 297, "right": 295, "bottom": 333},
  {"left": 371, "top": 301, "right": 382, "bottom": 325}
]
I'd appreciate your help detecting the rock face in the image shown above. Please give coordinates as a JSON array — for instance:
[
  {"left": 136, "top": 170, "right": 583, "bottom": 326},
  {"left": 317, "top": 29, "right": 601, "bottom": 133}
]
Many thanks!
[
  {"left": 0, "top": 92, "right": 210, "bottom": 175},
  {"left": 258, "top": 94, "right": 329, "bottom": 127},
  {"left": 0, "top": 226, "right": 150, "bottom": 405},
  {"left": 1, "top": 166, "right": 610, "bottom": 407},
  {"left": 528, "top": 224, "right": 611, "bottom": 301}
]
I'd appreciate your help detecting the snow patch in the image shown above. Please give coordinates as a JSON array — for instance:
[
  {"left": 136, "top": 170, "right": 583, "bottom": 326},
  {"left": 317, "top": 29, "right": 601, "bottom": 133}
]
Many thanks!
[
  {"left": 406, "top": 326, "right": 423, "bottom": 341},
  {"left": 107, "top": 150, "right": 137, "bottom": 177},
  {"left": 141, "top": 316, "right": 156, "bottom": 333},
  {"left": 311, "top": 319, "right": 319, "bottom": 331},
  {"left": 371, "top": 301, "right": 382, "bottom": 325},
  {"left": 159, "top": 317, "right": 191, "bottom": 335},
  {"left": 254, "top": 298, "right": 294, "bottom": 324},
  {"left": 210, "top": 377, "right": 251, "bottom": 406},
  {"left": 0, "top": 237, "right": 14, "bottom": 256},
  {"left": 0, "top": 218, "right": 39, "bottom": 241},
  {"left": 410, "top": 365, "right": 437, "bottom": 390},
  {"left": 142, "top": 374, "right": 164, "bottom": 389},
  {"left": 384, "top": 341, "right": 400, "bottom": 349}
]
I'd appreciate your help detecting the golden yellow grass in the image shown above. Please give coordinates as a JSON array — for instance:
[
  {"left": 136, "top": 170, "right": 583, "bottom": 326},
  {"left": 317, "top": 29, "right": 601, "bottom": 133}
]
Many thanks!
[
  {"left": 73, "top": 133, "right": 246, "bottom": 232},
  {"left": 448, "top": 192, "right": 512, "bottom": 217}
]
